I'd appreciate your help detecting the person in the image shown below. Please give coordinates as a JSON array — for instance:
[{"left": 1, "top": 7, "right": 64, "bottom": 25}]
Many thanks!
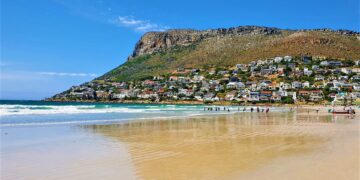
[
  {"left": 266, "top": 108, "right": 269, "bottom": 113},
  {"left": 243, "top": 107, "right": 246, "bottom": 112},
  {"left": 250, "top": 107, "right": 254, "bottom": 112},
  {"left": 228, "top": 108, "right": 230, "bottom": 112},
  {"left": 316, "top": 109, "right": 319, "bottom": 113},
  {"left": 257, "top": 107, "right": 260, "bottom": 112}
]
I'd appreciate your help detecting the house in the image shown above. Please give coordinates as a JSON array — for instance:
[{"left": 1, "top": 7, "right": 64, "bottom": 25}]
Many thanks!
[
  {"left": 271, "top": 94, "right": 282, "bottom": 102},
  {"left": 353, "top": 84, "right": 360, "bottom": 91},
  {"left": 288, "top": 63, "right": 296, "bottom": 70},
  {"left": 302, "top": 81, "right": 310, "bottom": 88},
  {"left": 138, "top": 90, "right": 158, "bottom": 99},
  {"left": 341, "top": 68, "right": 352, "bottom": 74},
  {"left": 260, "top": 91, "right": 272, "bottom": 101},
  {"left": 301, "top": 56, "right": 312, "bottom": 64},
  {"left": 284, "top": 56, "right": 292, "bottom": 62},
  {"left": 258, "top": 81, "right": 271, "bottom": 90},
  {"left": 274, "top": 56, "right": 283, "bottom": 63},
  {"left": 309, "top": 90, "right": 323, "bottom": 102},
  {"left": 328, "top": 61, "right": 343, "bottom": 67},
  {"left": 312, "top": 65, "right": 320, "bottom": 70},
  {"left": 178, "top": 89, "right": 194, "bottom": 97},
  {"left": 338, "top": 76, "right": 349, "bottom": 81},
  {"left": 315, "top": 75, "right": 324, "bottom": 81},
  {"left": 236, "top": 64, "right": 248, "bottom": 71},
  {"left": 203, "top": 92, "right": 216, "bottom": 101},
  {"left": 260, "top": 69, "right": 273, "bottom": 75},
  {"left": 320, "top": 61, "right": 329, "bottom": 66},
  {"left": 303, "top": 68, "right": 313, "bottom": 76},
  {"left": 298, "top": 90, "right": 310, "bottom": 101},
  {"left": 279, "top": 82, "right": 291, "bottom": 90},
  {"left": 225, "top": 90, "right": 237, "bottom": 101},
  {"left": 96, "top": 91, "right": 109, "bottom": 99},
  {"left": 292, "top": 81, "right": 302, "bottom": 89},
  {"left": 112, "top": 90, "right": 130, "bottom": 99},
  {"left": 227, "top": 82, "right": 236, "bottom": 89},
  {"left": 351, "top": 75, "right": 360, "bottom": 82},
  {"left": 235, "top": 82, "right": 246, "bottom": 89},
  {"left": 70, "top": 92, "right": 85, "bottom": 98},
  {"left": 248, "top": 92, "right": 260, "bottom": 101},
  {"left": 276, "top": 89, "right": 288, "bottom": 97}
]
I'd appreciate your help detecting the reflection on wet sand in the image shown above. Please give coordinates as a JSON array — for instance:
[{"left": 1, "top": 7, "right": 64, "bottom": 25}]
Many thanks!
[{"left": 85, "top": 112, "right": 359, "bottom": 180}]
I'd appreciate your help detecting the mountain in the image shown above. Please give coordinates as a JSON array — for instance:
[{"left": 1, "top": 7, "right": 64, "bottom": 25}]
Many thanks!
[{"left": 98, "top": 26, "right": 360, "bottom": 82}]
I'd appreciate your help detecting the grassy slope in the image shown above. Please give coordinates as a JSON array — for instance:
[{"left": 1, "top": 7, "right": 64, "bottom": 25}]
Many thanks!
[{"left": 99, "top": 31, "right": 360, "bottom": 82}]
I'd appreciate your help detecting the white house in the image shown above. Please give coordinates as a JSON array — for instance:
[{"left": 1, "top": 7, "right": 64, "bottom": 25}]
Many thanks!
[
  {"left": 284, "top": 56, "right": 292, "bottom": 62},
  {"left": 302, "top": 81, "right": 310, "bottom": 88},
  {"left": 274, "top": 57, "right": 283, "bottom": 63}
]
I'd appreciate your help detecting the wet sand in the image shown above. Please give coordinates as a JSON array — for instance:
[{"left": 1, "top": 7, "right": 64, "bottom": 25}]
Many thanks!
[{"left": 1, "top": 111, "right": 359, "bottom": 180}]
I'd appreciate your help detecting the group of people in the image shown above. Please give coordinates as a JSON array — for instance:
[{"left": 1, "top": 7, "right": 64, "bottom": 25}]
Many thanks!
[{"left": 204, "top": 106, "right": 270, "bottom": 113}]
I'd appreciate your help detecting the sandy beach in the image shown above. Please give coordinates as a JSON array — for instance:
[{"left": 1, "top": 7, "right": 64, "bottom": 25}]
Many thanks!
[{"left": 1, "top": 108, "right": 359, "bottom": 180}]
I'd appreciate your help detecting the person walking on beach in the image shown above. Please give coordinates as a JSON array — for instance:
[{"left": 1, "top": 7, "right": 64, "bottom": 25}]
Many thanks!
[
  {"left": 243, "top": 107, "right": 246, "bottom": 112},
  {"left": 266, "top": 108, "right": 269, "bottom": 113},
  {"left": 257, "top": 107, "right": 260, "bottom": 112},
  {"left": 250, "top": 107, "right": 254, "bottom": 112}
]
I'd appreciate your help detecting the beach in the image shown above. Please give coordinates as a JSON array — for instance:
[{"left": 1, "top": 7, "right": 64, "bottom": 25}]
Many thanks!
[{"left": 1, "top": 102, "right": 359, "bottom": 180}]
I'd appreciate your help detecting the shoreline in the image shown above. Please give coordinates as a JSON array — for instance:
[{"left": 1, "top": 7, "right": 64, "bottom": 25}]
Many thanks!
[{"left": 44, "top": 99, "right": 360, "bottom": 106}]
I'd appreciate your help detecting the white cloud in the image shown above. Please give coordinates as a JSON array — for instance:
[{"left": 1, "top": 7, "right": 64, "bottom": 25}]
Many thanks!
[
  {"left": 37, "top": 72, "right": 98, "bottom": 77},
  {"left": 118, "top": 16, "right": 143, "bottom": 25},
  {"left": 111, "top": 16, "right": 169, "bottom": 32}
]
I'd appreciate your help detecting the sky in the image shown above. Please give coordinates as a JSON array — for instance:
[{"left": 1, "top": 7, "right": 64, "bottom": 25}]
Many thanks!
[{"left": 1, "top": 0, "right": 359, "bottom": 100}]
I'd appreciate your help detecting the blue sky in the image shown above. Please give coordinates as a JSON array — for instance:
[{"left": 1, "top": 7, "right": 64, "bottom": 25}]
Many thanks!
[{"left": 1, "top": 0, "right": 359, "bottom": 100}]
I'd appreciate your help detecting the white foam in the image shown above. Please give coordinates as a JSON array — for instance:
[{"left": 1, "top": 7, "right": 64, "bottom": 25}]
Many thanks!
[{"left": 0, "top": 104, "right": 145, "bottom": 116}]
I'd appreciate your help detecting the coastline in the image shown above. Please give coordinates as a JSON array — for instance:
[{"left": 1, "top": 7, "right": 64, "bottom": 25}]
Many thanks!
[{"left": 44, "top": 99, "right": 360, "bottom": 111}]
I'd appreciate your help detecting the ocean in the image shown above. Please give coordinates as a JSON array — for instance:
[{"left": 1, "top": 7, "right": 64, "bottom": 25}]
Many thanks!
[{"left": 0, "top": 100, "right": 287, "bottom": 127}]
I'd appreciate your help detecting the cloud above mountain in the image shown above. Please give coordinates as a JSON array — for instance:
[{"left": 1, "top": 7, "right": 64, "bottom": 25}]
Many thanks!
[{"left": 111, "top": 16, "right": 170, "bottom": 32}]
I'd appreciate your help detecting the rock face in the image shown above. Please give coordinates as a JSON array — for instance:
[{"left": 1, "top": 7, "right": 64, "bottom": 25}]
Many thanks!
[{"left": 129, "top": 26, "right": 282, "bottom": 59}]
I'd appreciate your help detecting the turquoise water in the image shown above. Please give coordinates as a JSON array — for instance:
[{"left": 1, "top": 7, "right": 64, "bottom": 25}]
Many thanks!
[{"left": 0, "top": 100, "right": 287, "bottom": 127}]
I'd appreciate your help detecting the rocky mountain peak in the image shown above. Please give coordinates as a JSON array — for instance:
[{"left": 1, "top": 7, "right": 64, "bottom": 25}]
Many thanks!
[{"left": 128, "top": 26, "right": 282, "bottom": 59}]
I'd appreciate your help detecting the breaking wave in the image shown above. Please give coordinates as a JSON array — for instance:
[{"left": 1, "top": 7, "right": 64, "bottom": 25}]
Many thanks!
[{"left": 0, "top": 101, "right": 289, "bottom": 127}]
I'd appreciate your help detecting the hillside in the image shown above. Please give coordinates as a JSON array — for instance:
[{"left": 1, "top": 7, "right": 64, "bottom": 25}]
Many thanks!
[{"left": 98, "top": 26, "right": 360, "bottom": 82}]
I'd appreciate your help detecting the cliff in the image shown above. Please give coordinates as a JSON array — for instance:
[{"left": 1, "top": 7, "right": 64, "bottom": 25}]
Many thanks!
[{"left": 129, "top": 26, "right": 282, "bottom": 59}]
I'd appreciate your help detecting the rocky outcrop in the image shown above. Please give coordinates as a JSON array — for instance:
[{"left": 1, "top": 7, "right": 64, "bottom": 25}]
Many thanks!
[
  {"left": 128, "top": 26, "right": 360, "bottom": 60},
  {"left": 128, "top": 26, "right": 282, "bottom": 59}
]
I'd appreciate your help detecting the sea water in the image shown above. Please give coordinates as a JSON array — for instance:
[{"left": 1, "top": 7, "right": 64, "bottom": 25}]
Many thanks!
[{"left": 0, "top": 100, "right": 288, "bottom": 127}]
